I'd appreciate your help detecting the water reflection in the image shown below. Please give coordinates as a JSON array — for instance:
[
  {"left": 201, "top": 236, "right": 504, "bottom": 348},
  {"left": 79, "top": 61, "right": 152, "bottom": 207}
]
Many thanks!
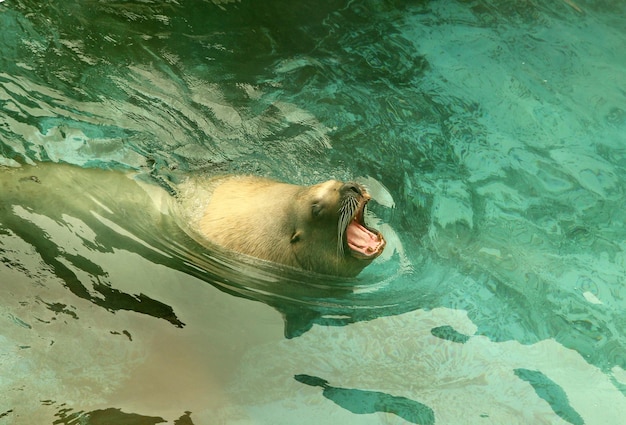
[{"left": 2, "top": 0, "right": 626, "bottom": 423}]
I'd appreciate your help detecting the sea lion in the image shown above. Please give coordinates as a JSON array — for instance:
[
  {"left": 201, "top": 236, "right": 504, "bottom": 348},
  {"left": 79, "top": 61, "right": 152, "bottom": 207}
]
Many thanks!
[
  {"left": 2, "top": 162, "right": 386, "bottom": 277},
  {"left": 195, "top": 176, "right": 386, "bottom": 277}
]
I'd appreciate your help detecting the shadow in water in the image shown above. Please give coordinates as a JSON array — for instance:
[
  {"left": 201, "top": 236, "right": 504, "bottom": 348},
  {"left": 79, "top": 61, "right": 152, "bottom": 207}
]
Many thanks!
[
  {"left": 42, "top": 400, "right": 195, "bottom": 425},
  {"left": 514, "top": 369, "right": 584, "bottom": 425},
  {"left": 295, "top": 374, "right": 435, "bottom": 425},
  {"left": 2, "top": 207, "right": 185, "bottom": 328},
  {"left": 430, "top": 325, "right": 471, "bottom": 343}
]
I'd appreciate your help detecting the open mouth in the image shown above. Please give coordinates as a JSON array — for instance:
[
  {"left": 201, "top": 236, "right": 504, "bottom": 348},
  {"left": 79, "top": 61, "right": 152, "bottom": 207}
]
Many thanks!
[{"left": 344, "top": 199, "right": 386, "bottom": 260}]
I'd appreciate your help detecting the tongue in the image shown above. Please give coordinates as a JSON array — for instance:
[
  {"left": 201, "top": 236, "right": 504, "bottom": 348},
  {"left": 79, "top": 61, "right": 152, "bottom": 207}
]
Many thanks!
[{"left": 346, "top": 220, "right": 382, "bottom": 256}]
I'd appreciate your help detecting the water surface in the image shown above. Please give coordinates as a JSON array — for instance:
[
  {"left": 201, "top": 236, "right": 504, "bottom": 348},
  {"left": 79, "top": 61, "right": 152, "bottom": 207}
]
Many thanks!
[{"left": 1, "top": 1, "right": 625, "bottom": 424}]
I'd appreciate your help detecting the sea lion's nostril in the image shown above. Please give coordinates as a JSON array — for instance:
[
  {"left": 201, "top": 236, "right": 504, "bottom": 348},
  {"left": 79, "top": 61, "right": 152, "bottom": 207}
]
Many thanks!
[{"left": 343, "top": 183, "right": 362, "bottom": 196}]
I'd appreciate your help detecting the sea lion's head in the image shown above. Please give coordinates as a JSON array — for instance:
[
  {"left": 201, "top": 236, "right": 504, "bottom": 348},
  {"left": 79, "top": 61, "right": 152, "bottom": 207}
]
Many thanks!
[{"left": 290, "top": 180, "right": 386, "bottom": 277}]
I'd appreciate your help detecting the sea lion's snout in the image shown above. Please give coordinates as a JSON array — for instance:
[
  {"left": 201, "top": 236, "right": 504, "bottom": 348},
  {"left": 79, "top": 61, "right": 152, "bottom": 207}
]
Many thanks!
[
  {"left": 341, "top": 182, "right": 364, "bottom": 196},
  {"left": 339, "top": 182, "right": 372, "bottom": 201}
]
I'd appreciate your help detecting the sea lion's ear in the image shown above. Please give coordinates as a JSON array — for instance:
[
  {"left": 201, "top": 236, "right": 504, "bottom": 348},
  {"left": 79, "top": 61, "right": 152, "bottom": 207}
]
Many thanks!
[
  {"left": 291, "top": 230, "right": 302, "bottom": 244},
  {"left": 311, "top": 202, "right": 322, "bottom": 217}
]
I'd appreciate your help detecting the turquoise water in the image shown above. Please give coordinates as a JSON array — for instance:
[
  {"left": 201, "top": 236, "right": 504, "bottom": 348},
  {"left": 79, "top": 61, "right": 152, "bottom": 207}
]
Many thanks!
[{"left": 1, "top": 1, "right": 625, "bottom": 424}]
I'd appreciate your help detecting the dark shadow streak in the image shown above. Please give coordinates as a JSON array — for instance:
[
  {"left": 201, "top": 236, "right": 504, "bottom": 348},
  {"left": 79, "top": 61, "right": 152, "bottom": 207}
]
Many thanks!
[
  {"left": 295, "top": 374, "right": 435, "bottom": 425},
  {"left": 3, "top": 212, "right": 185, "bottom": 328}
]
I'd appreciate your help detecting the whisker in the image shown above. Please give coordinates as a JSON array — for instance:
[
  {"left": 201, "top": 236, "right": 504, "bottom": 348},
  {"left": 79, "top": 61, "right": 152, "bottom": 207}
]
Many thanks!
[{"left": 337, "top": 195, "right": 359, "bottom": 257}]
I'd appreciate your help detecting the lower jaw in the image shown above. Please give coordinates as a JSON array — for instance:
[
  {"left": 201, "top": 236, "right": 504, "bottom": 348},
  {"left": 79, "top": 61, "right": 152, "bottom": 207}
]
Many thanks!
[{"left": 348, "top": 250, "right": 380, "bottom": 260}]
